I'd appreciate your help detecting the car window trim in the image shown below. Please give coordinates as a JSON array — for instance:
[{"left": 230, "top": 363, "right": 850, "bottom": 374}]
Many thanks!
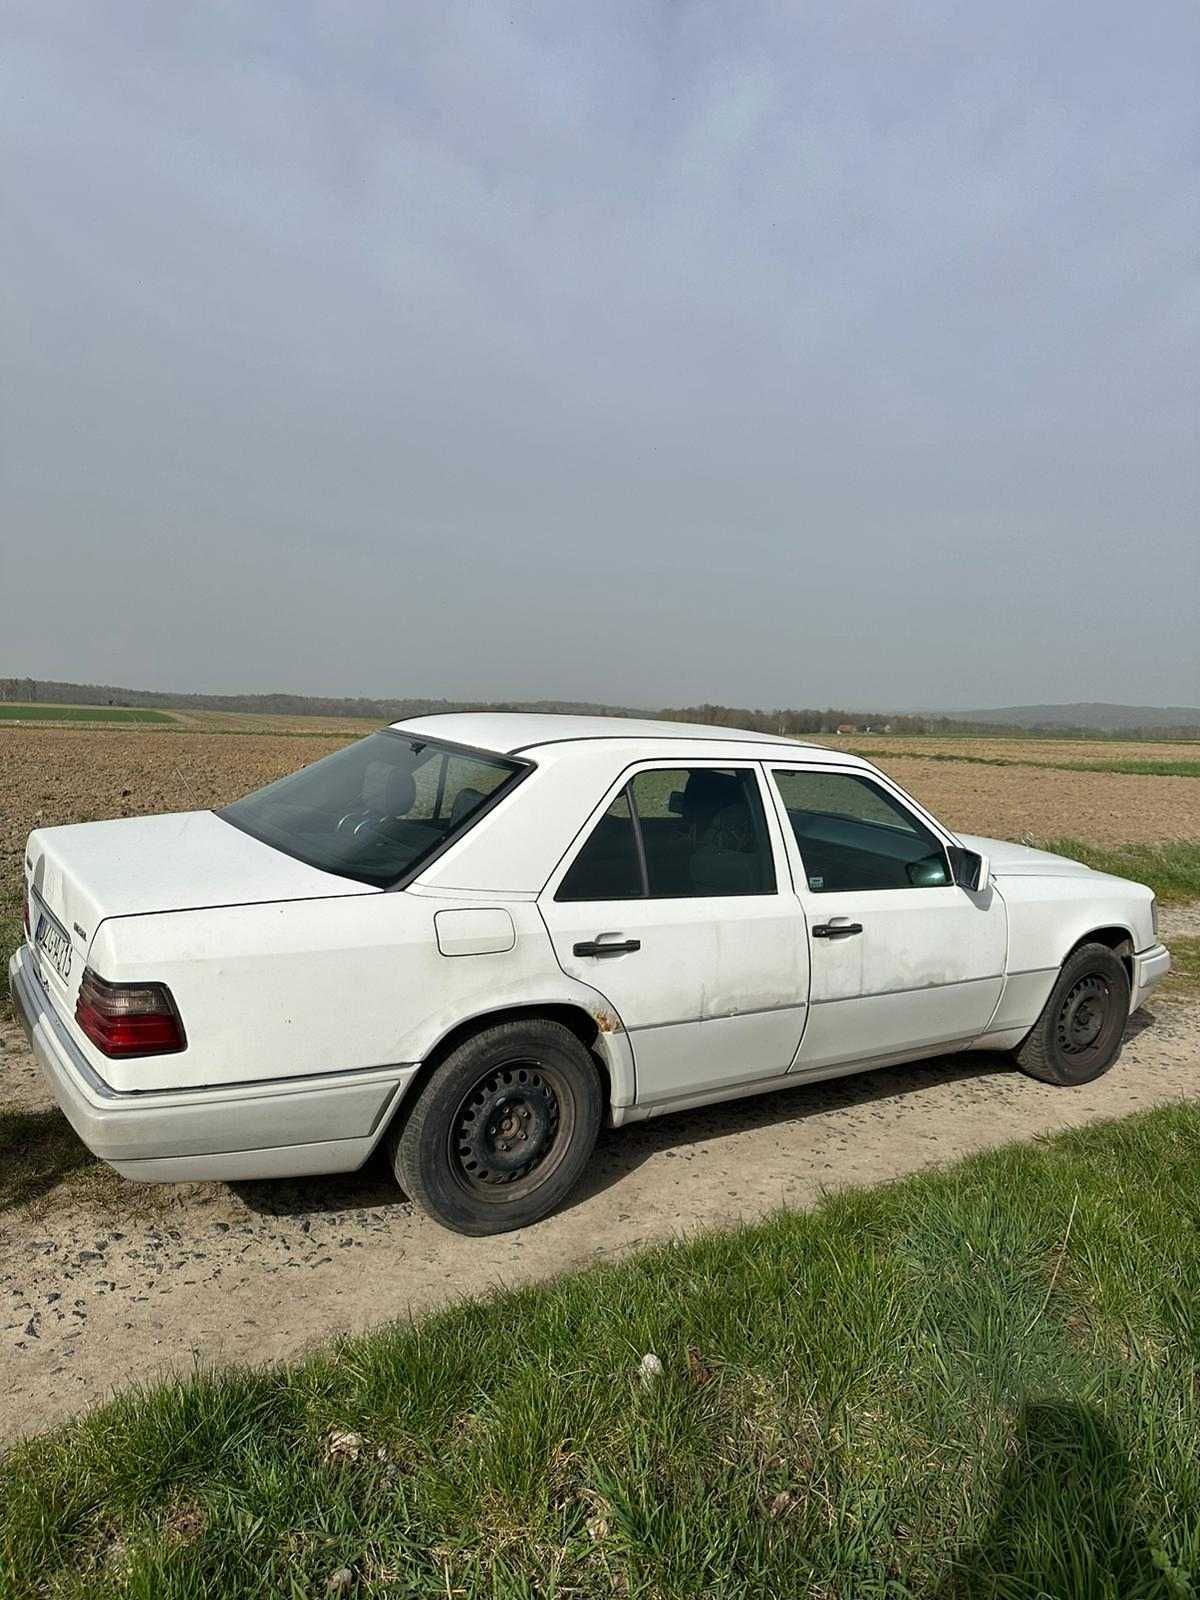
[
  {"left": 766, "top": 762, "right": 954, "bottom": 895},
  {"left": 387, "top": 737, "right": 535, "bottom": 890},
  {"left": 623, "top": 781, "right": 652, "bottom": 897},
  {"left": 550, "top": 758, "right": 782, "bottom": 904},
  {"left": 220, "top": 731, "right": 536, "bottom": 892}
]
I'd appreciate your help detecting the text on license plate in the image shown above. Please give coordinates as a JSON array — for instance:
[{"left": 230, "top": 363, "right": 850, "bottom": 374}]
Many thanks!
[{"left": 35, "top": 909, "right": 74, "bottom": 982}]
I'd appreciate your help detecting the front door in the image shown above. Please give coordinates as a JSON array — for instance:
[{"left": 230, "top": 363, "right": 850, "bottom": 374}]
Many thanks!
[
  {"left": 765, "top": 765, "right": 1007, "bottom": 1072},
  {"left": 539, "top": 765, "right": 809, "bottom": 1104}
]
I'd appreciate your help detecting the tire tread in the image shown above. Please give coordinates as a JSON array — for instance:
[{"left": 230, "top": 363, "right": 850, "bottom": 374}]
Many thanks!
[
  {"left": 388, "top": 1018, "right": 601, "bottom": 1235},
  {"left": 1014, "top": 941, "right": 1130, "bottom": 1086}
]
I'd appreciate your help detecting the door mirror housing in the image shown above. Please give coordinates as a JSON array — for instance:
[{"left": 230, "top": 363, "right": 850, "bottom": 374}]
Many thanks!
[{"left": 948, "top": 845, "right": 989, "bottom": 893}]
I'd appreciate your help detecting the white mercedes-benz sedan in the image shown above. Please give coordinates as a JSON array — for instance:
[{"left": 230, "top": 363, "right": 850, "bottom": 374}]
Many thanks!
[{"left": 10, "top": 714, "right": 1171, "bottom": 1234}]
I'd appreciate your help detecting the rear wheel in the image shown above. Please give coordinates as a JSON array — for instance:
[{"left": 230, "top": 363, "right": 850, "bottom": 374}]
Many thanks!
[
  {"left": 389, "top": 1019, "right": 603, "bottom": 1235},
  {"left": 1013, "top": 942, "right": 1130, "bottom": 1086}
]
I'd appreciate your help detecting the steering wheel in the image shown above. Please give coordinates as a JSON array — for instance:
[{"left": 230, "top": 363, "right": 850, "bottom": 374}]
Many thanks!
[{"left": 335, "top": 808, "right": 386, "bottom": 836}]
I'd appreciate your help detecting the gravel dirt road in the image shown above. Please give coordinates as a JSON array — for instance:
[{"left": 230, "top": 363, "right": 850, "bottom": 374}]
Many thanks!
[{"left": 2, "top": 979, "right": 1197, "bottom": 1447}]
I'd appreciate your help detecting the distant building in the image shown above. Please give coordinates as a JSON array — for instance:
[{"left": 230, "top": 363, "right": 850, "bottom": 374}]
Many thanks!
[{"left": 836, "top": 723, "right": 858, "bottom": 734}]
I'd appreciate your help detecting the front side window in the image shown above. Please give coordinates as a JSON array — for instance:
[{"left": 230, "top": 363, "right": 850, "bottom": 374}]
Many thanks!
[
  {"left": 220, "top": 732, "right": 525, "bottom": 888},
  {"left": 771, "top": 769, "right": 950, "bottom": 893},
  {"left": 557, "top": 767, "right": 775, "bottom": 901}
]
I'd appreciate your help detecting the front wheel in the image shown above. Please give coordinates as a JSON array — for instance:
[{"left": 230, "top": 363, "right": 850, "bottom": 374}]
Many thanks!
[
  {"left": 1013, "top": 942, "right": 1131, "bottom": 1086},
  {"left": 389, "top": 1019, "right": 603, "bottom": 1235}
]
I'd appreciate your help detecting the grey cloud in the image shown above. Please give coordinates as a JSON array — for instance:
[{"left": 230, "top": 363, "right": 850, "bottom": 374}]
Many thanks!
[{"left": 2, "top": 1, "right": 1197, "bottom": 708}]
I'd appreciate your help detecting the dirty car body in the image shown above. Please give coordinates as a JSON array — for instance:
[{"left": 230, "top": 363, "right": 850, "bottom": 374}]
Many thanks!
[{"left": 10, "top": 714, "right": 1172, "bottom": 1233}]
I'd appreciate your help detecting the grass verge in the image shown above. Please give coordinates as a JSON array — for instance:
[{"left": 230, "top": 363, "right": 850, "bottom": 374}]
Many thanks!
[
  {"left": 1160, "top": 935, "right": 1200, "bottom": 1002},
  {"left": 1032, "top": 838, "right": 1200, "bottom": 903},
  {"left": 6, "top": 1106, "right": 1200, "bottom": 1596}
]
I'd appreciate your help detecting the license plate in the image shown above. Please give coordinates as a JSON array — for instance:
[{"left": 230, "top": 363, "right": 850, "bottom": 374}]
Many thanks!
[{"left": 35, "top": 905, "right": 74, "bottom": 982}]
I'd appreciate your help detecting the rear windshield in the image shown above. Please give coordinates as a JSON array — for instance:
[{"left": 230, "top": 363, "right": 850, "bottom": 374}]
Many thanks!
[{"left": 219, "top": 731, "right": 526, "bottom": 888}]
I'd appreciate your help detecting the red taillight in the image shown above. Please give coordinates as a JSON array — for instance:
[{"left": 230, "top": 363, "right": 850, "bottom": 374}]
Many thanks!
[{"left": 75, "top": 968, "right": 186, "bottom": 1058}]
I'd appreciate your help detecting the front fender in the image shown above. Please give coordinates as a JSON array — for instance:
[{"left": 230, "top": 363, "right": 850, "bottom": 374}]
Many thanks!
[{"left": 1000, "top": 874, "right": 1154, "bottom": 973}]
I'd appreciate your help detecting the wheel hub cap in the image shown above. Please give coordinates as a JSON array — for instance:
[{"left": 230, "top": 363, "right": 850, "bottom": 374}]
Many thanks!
[
  {"left": 454, "top": 1067, "right": 561, "bottom": 1186},
  {"left": 1057, "top": 974, "right": 1110, "bottom": 1055}
]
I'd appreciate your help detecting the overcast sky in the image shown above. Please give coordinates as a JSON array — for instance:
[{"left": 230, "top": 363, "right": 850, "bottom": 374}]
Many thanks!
[{"left": 2, "top": 2, "right": 1197, "bottom": 711}]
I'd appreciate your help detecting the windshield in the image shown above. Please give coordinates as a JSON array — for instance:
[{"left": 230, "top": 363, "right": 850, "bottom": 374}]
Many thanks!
[{"left": 219, "top": 731, "right": 527, "bottom": 888}]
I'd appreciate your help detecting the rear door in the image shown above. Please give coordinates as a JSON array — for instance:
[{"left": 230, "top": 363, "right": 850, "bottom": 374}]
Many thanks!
[
  {"left": 539, "top": 763, "right": 809, "bottom": 1105},
  {"left": 766, "top": 765, "right": 1007, "bottom": 1072}
]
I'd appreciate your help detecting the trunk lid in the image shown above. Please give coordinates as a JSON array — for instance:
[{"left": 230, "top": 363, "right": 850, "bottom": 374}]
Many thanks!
[{"left": 23, "top": 810, "right": 374, "bottom": 1015}]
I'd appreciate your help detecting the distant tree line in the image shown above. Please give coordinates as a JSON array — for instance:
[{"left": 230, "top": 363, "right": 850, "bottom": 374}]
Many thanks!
[
  {"left": 8, "top": 678, "right": 641, "bottom": 722},
  {"left": 4, "top": 678, "right": 1198, "bottom": 739},
  {"left": 0, "top": 677, "right": 38, "bottom": 702},
  {"left": 658, "top": 704, "right": 1200, "bottom": 738},
  {"left": 657, "top": 704, "right": 941, "bottom": 735}
]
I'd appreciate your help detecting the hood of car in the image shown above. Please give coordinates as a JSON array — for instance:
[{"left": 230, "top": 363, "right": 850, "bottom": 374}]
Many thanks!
[{"left": 955, "top": 834, "right": 1097, "bottom": 878}]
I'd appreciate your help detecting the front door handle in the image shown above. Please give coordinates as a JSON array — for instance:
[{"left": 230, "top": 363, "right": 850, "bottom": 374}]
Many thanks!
[
  {"left": 812, "top": 921, "right": 863, "bottom": 940},
  {"left": 573, "top": 935, "right": 642, "bottom": 957}
]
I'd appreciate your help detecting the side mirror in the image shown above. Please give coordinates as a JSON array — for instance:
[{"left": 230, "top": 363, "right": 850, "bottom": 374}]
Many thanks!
[{"left": 948, "top": 845, "right": 989, "bottom": 893}]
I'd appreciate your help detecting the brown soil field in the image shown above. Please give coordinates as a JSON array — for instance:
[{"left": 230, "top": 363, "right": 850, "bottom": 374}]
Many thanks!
[
  {"left": 873, "top": 756, "right": 1200, "bottom": 847},
  {"left": 817, "top": 734, "right": 1200, "bottom": 766},
  {"left": 2, "top": 724, "right": 1198, "bottom": 915},
  {"left": 0, "top": 725, "right": 358, "bottom": 913}
]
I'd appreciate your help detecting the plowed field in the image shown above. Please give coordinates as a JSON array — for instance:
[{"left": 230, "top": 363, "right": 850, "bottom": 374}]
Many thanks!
[{"left": 2, "top": 722, "right": 1198, "bottom": 914}]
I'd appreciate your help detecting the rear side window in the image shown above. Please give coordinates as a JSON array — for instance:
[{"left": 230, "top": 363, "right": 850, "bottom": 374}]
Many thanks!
[
  {"left": 772, "top": 769, "right": 950, "bottom": 893},
  {"left": 220, "top": 732, "right": 525, "bottom": 888},
  {"left": 556, "top": 791, "right": 643, "bottom": 901},
  {"left": 556, "top": 767, "right": 775, "bottom": 901}
]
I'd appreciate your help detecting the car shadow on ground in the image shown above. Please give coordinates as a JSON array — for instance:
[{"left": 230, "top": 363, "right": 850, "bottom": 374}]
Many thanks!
[
  {"left": 3, "top": 1009, "right": 1163, "bottom": 1223},
  {"left": 0, "top": 1106, "right": 100, "bottom": 1213},
  {"left": 229, "top": 1045, "right": 1012, "bottom": 1221},
  {"left": 233, "top": 1006, "right": 1164, "bottom": 1222},
  {"left": 565, "top": 1007, "right": 1162, "bottom": 1214},
  {"left": 567, "top": 1049, "right": 1015, "bottom": 1215}
]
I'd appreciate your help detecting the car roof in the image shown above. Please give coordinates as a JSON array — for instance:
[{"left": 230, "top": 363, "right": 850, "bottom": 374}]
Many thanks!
[
  {"left": 391, "top": 713, "right": 881, "bottom": 895},
  {"left": 388, "top": 710, "right": 835, "bottom": 758}
]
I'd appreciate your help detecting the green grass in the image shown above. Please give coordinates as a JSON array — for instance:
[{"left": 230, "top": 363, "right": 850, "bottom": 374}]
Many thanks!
[
  {"left": 1085, "top": 759, "right": 1200, "bottom": 777},
  {"left": 847, "top": 746, "right": 1200, "bottom": 777},
  {"left": 1033, "top": 838, "right": 1200, "bottom": 903},
  {"left": 7, "top": 1107, "right": 1200, "bottom": 1596},
  {"left": 1161, "top": 935, "right": 1200, "bottom": 1001},
  {"left": 0, "top": 704, "right": 176, "bottom": 724}
]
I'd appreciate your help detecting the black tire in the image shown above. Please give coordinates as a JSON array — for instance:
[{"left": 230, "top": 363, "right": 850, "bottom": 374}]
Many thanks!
[
  {"left": 1013, "top": 942, "right": 1131, "bottom": 1086},
  {"left": 389, "top": 1019, "right": 603, "bottom": 1235}
]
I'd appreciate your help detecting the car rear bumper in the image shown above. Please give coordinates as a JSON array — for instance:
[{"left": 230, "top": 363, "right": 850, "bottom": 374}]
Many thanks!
[
  {"left": 1132, "top": 942, "right": 1171, "bottom": 1012},
  {"left": 8, "top": 943, "right": 416, "bottom": 1182}
]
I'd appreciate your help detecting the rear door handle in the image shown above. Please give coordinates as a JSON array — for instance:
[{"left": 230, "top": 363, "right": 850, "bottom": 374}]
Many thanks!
[
  {"left": 573, "top": 935, "right": 641, "bottom": 957},
  {"left": 811, "top": 921, "right": 863, "bottom": 939}
]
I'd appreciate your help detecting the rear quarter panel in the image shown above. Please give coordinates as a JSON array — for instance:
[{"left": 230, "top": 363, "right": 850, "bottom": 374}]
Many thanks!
[{"left": 87, "top": 893, "right": 635, "bottom": 1098}]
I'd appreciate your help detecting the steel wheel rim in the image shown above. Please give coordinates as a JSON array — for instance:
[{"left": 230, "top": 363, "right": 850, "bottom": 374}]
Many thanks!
[
  {"left": 1056, "top": 973, "right": 1112, "bottom": 1058},
  {"left": 448, "top": 1059, "right": 576, "bottom": 1204}
]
